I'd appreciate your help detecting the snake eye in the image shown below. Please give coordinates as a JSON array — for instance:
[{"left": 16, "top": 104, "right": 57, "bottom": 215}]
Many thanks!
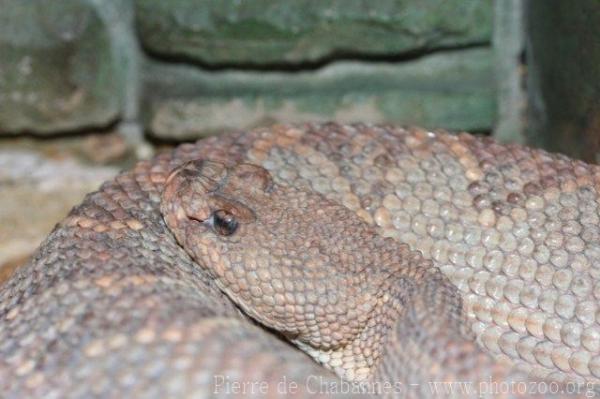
[{"left": 210, "top": 209, "right": 238, "bottom": 236}]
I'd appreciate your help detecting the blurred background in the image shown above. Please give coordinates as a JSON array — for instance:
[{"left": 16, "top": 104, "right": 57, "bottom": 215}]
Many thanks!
[{"left": 0, "top": 0, "right": 599, "bottom": 279}]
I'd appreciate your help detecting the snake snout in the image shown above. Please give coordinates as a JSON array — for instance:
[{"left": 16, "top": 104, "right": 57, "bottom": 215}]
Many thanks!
[{"left": 165, "top": 159, "right": 229, "bottom": 194}]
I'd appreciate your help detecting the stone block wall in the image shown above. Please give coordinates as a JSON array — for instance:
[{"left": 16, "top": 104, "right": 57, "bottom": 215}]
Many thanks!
[
  {"left": 135, "top": 0, "right": 491, "bottom": 65},
  {"left": 0, "top": 0, "right": 498, "bottom": 140},
  {"left": 0, "top": 0, "right": 128, "bottom": 133}
]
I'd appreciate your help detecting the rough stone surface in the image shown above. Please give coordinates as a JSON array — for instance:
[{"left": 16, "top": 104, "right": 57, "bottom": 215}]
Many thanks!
[
  {"left": 0, "top": 0, "right": 125, "bottom": 134},
  {"left": 526, "top": 0, "right": 600, "bottom": 162},
  {"left": 0, "top": 0, "right": 496, "bottom": 138},
  {"left": 135, "top": 0, "right": 492, "bottom": 65},
  {"left": 143, "top": 48, "right": 495, "bottom": 139}
]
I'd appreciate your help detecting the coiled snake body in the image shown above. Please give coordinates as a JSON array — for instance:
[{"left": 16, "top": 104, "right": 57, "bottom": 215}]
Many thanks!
[{"left": 2, "top": 123, "right": 600, "bottom": 398}]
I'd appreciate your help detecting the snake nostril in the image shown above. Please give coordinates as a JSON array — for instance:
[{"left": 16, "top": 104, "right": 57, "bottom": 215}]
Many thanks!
[{"left": 188, "top": 215, "right": 207, "bottom": 224}]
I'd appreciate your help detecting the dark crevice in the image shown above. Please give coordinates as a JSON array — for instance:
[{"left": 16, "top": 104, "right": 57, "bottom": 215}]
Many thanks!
[
  {"left": 0, "top": 118, "right": 121, "bottom": 141},
  {"left": 467, "top": 128, "right": 492, "bottom": 136},
  {"left": 140, "top": 41, "right": 490, "bottom": 73},
  {"left": 144, "top": 133, "right": 199, "bottom": 147}
]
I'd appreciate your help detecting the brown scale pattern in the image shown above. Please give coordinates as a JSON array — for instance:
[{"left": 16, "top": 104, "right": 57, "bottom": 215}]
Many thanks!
[
  {"left": 243, "top": 125, "right": 600, "bottom": 387},
  {"left": 1, "top": 123, "right": 600, "bottom": 398}
]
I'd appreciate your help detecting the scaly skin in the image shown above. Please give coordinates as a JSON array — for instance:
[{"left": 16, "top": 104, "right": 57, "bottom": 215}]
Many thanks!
[
  {"left": 161, "top": 159, "right": 506, "bottom": 397},
  {"left": 1, "top": 123, "right": 600, "bottom": 397}
]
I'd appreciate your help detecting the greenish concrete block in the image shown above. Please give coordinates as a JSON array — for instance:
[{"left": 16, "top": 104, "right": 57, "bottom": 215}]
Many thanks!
[
  {"left": 0, "top": 0, "right": 126, "bottom": 134},
  {"left": 142, "top": 48, "right": 495, "bottom": 139},
  {"left": 136, "top": 0, "right": 492, "bottom": 65}
]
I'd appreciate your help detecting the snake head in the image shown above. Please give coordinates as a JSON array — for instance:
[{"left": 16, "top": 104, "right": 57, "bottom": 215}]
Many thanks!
[
  {"left": 161, "top": 160, "right": 273, "bottom": 237},
  {"left": 161, "top": 159, "right": 378, "bottom": 352}
]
